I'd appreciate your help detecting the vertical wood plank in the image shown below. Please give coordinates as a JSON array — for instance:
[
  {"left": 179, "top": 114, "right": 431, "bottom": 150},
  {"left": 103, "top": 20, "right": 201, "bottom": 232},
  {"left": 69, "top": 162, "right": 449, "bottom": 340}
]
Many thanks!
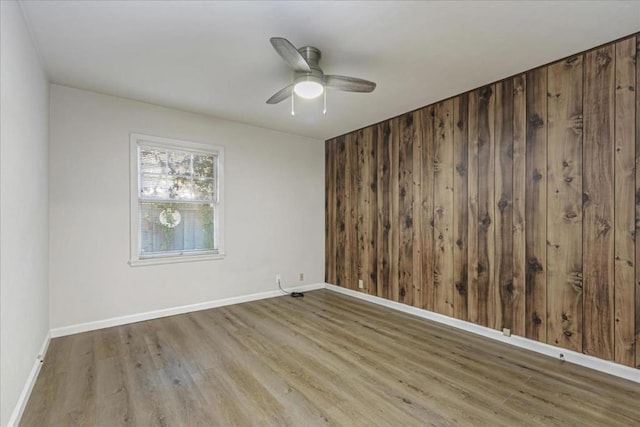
[
  {"left": 635, "top": 36, "right": 640, "bottom": 368},
  {"left": 349, "top": 130, "right": 364, "bottom": 290},
  {"left": 398, "top": 114, "right": 414, "bottom": 305},
  {"left": 512, "top": 74, "right": 527, "bottom": 337},
  {"left": 357, "top": 127, "right": 377, "bottom": 295},
  {"left": 389, "top": 118, "right": 401, "bottom": 301},
  {"left": 345, "top": 132, "right": 359, "bottom": 290},
  {"left": 546, "top": 55, "right": 584, "bottom": 352},
  {"left": 325, "top": 139, "right": 337, "bottom": 285},
  {"left": 583, "top": 45, "right": 615, "bottom": 360},
  {"left": 467, "top": 91, "right": 480, "bottom": 324},
  {"left": 495, "top": 79, "right": 514, "bottom": 331},
  {"left": 376, "top": 122, "right": 391, "bottom": 299},
  {"left": 420, "top": 106, "right": 436, "bottom": 311},
  {"left": 477, "top": 85, "right": 496, "bottom": 328},
  {"left": 525, "top": 67, "right": 548, "bottom": 342},
  {"left": 453, "top": 94, "right": 469, "bottom": 321},
  {"left": 614, "top": 38, "right": 636, "bottom": 366},
  {"left": 635, "top": 35, "right": 640, "bottom": 370},
  {"left": 335, "top": 136, "right": 347, "bottom": 287},
  {"left": 434, "top": 100, "right": 455, "bottom": 316},
  {"left": 412, "top": 110, "right": 424, "bottom": 307},
  {"left": 366, "top": 126, "right": 378, "bottom": 295}
]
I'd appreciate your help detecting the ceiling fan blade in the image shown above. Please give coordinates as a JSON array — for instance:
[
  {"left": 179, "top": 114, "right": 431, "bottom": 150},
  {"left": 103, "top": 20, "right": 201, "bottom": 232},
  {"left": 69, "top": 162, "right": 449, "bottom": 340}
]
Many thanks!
[
  {"left": 325, "top": 75, "right": 376, "bottom": 93},
  {"left": 270, "top": 37, "right": 311, "bottom": 73},
  {"left": 266, "top": 84, "right": 293, "bottom": 104}
]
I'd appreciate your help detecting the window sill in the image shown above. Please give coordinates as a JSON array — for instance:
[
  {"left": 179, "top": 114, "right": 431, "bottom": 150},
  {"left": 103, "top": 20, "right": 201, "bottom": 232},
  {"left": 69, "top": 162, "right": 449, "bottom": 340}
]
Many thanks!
[{"left": 129, "top": 252, "right": 226, "bottom": 267}]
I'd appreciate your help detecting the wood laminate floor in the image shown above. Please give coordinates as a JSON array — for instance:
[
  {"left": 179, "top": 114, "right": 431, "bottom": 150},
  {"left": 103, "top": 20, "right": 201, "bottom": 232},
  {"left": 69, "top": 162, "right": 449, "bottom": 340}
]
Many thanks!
[{"left": 21, "top": 289, "right": 640, "bottom": 426}]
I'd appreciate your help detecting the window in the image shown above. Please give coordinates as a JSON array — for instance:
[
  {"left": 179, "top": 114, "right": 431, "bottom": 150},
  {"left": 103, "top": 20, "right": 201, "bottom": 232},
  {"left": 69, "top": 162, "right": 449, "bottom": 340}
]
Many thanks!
[{"left": 129, "top": 133, "right": 224, "bottom": 266}]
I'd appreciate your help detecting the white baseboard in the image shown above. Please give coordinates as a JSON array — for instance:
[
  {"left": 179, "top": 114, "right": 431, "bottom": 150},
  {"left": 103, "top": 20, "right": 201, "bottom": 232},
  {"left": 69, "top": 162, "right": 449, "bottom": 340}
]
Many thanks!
[
  {"left": 324, "top": 283, "right": 640, "bottom": 384},
  {"left": 7, "top": 331, "right": 51, "bottom": 427},
  {"left": 50, "top": 283, "right": 324, "bottom": 338}
]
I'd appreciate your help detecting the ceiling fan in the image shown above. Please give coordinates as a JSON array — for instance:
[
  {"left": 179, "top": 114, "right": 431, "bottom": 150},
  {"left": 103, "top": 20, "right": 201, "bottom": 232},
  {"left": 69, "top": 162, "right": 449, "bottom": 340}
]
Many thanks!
[{"left": 266, "top": 37, "right": 376, "bottom": 113}]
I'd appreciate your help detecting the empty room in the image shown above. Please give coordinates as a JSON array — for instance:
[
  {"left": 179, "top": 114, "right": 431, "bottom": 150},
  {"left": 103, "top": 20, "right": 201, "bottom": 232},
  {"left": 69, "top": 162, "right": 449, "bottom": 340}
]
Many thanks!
[{"left": 2, "top": 1, "right": 640, "bottom": 426}]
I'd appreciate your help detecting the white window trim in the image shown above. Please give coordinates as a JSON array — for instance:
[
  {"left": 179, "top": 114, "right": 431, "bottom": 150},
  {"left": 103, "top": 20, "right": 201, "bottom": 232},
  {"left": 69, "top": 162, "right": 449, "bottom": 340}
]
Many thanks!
[{"left": 129, "top": 133, "right": 225, "bottom": 267}]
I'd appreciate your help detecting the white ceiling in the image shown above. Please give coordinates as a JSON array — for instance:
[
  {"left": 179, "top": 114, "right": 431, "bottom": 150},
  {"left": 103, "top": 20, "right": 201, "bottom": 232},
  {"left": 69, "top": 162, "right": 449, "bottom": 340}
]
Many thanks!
[{"left": 20, "top": 1, "right": 640, "bottom": 140}]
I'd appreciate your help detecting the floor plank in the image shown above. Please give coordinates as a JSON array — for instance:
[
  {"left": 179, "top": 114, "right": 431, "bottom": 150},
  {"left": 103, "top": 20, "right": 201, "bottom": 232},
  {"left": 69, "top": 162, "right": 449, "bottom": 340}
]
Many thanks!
[{"left": 21, "top": 290, "right": 640, "bottom": 426}]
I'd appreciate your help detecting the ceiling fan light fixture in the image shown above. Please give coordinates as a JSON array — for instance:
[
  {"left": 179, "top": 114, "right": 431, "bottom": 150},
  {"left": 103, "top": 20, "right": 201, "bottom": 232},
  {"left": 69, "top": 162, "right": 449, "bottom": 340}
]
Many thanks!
[{"left": 293, "top": 77, "right": 324, "bottom": 99}]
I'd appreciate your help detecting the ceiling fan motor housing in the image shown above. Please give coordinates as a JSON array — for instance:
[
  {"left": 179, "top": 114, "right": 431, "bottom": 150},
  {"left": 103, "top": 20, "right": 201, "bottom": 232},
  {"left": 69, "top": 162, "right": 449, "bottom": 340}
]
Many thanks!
[{"left": 294, "top": 46, "right": 324, "bottom": 85}]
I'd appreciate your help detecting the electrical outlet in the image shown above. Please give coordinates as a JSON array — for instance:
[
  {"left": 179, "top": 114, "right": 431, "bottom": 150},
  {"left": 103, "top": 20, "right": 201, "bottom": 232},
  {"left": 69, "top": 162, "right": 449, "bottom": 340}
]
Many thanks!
[
  {"left": 502, "top": 328, "right": 511, "bottom": 337},
  {"left": 299, "top": 273, "right": 304, "bottom": 281},
  {"left": 358, "top": 279, "right": 364, "bottom": 289}
]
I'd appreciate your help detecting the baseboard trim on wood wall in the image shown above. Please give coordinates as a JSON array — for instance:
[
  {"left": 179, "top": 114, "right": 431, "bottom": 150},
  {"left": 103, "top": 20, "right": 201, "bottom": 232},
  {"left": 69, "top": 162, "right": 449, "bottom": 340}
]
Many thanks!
[
  {"left": 7, "top": 331, "right": 51, "bottom": 427},
  {"left": 324, "top": 283, "right": 640, "bottom": 384},
  {"left": 49, "top": 283, "right": 325, "bottom": 338}
]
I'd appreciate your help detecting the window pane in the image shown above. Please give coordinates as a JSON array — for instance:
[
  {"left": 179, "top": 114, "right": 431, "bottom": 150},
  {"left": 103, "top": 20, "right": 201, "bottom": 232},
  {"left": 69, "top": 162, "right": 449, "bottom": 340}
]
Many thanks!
[
  {"left": 140, "top": 202, "right": 216, "bottom": 255},
  {"left": 168, "top": 150, "right": 191, "bottom": 176},
  {"left": 193, "top": 154, "right": 215, "bottom": 178},
  {"left": 193, "top": 178, "right": 215, "bottom": 201},
  {"left": 140, "top": 149, "right": 167, "bottom": 175},
  {"left": 140, "top": 173, "right": 171, "bottom": 198}
]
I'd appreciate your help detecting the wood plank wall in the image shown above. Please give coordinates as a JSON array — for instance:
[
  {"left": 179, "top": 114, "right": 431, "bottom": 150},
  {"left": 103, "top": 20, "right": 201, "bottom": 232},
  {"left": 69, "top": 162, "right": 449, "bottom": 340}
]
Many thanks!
[{"left": 325, "top": 34, "right": 640, "bottom": 369}]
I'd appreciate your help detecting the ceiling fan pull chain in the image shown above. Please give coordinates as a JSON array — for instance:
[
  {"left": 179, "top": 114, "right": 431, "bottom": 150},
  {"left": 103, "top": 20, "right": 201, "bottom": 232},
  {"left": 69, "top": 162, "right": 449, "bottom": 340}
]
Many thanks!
[
  {"left": 323, "top": 90, "right": 327, "bottom": 115},
  {"left": 291, "top": 92, "right": 295, "bottom": 116}
]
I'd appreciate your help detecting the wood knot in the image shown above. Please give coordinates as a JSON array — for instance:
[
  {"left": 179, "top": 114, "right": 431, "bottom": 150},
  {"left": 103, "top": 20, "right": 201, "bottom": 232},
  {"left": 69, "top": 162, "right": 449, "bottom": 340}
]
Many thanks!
[
  {"left": 404, "top": 215, "right": 413, "bottom": 228},
  {"left": 480, "top": 85, "right": 493, "bottom": 100},
  {"left": 564, "top": 176, "right": 573, "bottom": 183},
  {"left": 404, "top": 114, "right": 413, "bottom": 127},
  {"left": 505, "top": 281, "right": 514, "bottom": 296},
  {"left": 532, "top": 312, "right": 542, "bottom": 325},
  {"left": 400, "top": 287, "right": 406, "bottom": 298},
  {"left": 480, "top": 213, "right": 492, "bottom": 230},
  {"left": 456, "top": 238, "right": 463, "bottom": 249},
  {"left": 400, "top": 188, "right": 407, "bottom": 197},
  {"left": 565, "top": 56, "right": 580, "bottom": 66},
  {"left": 340, "top": 222, "right": 346, "bottom": 232},
  {"left": 455, "top": 280, "right": 468, "bottom": 295},
  {"left": 498, "top": 198, "right": 508, "bottom": 212},
  {"left": 561, "top": 313, "right": 569, "bottom": 321},
  {"left": 477, "top": 263, "right": 485, "bottom": 275},
  {"left": 456, "top": 120, "right": 464, "bottom": 130},
  {"left": 583, "top": 192, "right": 590, "bottom": 204},
  {"left": 528, "top": 258, "right": 543, "bottom": 273},
  {"left": 456, "top": 163, "right": 466, "bottom": 176},
  {"left": 563, "top": 330, "right": 573, "bottom": 337},
  {"left": 529, "top": 114, "right": 544, "bottom": 129},
  {"left": 564, "top": 210, "right": 578, "bottom": 220},
  {"left": 595, "top": 50, "right": 612, "bottom": 69},
  {"left": 532, "top": 170, "right": 543, "bottom": 182}
]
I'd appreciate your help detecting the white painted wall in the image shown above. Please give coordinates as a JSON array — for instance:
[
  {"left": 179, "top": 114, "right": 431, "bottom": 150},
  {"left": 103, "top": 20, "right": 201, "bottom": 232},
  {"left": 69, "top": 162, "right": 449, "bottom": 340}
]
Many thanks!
[
  {"left": 49, "top": 85, "right": 325, "bottom": 329},
  {"left": 0, "top": 1, "right": 50, "bottom": 425}
]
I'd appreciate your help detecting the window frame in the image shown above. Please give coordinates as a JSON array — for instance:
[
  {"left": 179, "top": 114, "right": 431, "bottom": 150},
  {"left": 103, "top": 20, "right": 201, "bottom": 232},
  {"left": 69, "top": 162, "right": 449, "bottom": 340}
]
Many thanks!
[{"left": 129, "top": 133, "right": 225, "bottom": 266}]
